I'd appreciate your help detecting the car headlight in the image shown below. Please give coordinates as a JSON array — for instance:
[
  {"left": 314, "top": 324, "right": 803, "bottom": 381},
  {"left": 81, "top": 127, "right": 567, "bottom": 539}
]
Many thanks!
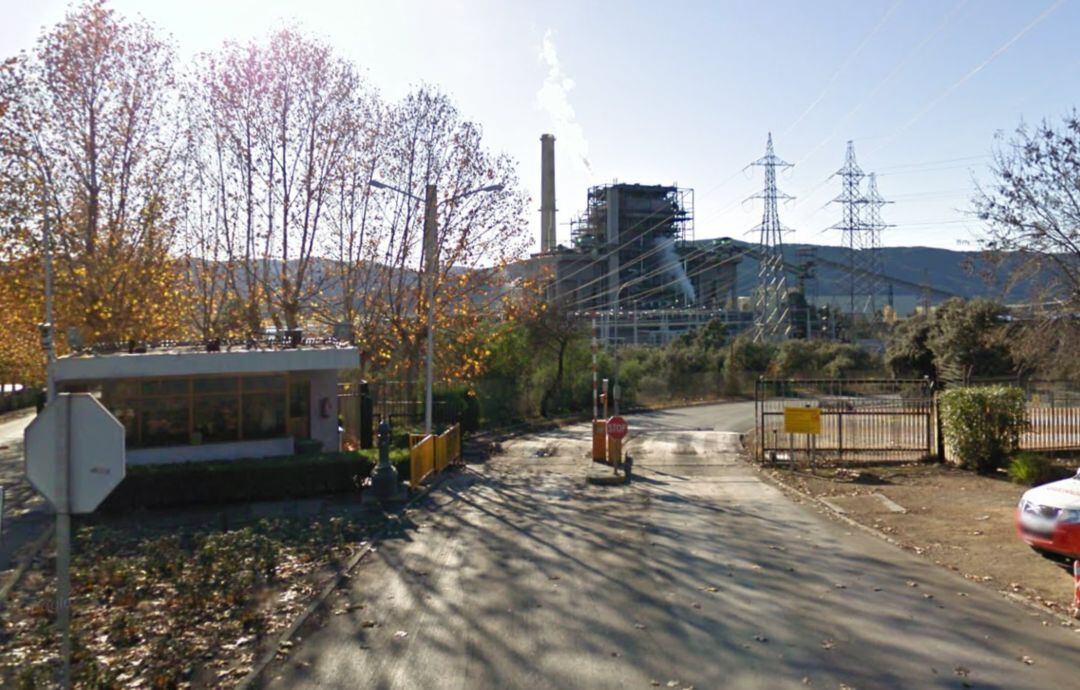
[{"left": 1059, "top": 509, "right": 1080, "bottom": 524}]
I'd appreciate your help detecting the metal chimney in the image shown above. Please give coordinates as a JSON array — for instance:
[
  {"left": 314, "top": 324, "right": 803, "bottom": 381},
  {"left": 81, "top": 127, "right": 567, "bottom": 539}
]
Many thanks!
[{"left": 540, "top": 133, "right": 556, "bottom": 252}]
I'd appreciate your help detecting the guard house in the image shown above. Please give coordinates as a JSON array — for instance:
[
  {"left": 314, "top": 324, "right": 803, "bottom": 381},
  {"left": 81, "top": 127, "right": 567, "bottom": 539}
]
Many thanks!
[{"left": 51, "top": 345, "right": 359, "bottom": 465}]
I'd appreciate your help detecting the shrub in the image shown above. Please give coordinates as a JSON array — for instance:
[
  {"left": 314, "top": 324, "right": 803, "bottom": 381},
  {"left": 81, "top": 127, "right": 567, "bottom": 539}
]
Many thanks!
[
  {"left": 939, "top": 385, "right": 1027, "bottom": 473},
  {"left": 1007, "top": 452, "right": 1071, "bottom": 486}
]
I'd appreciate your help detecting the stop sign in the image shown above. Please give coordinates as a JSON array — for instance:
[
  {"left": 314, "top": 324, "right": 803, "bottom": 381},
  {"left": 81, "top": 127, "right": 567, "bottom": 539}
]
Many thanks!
[
  {"left": 25, "top": 394, "right": 126, "bottom": 514},
  {"left": 606, "top": 415, "right": 628, "bottom": 440}
]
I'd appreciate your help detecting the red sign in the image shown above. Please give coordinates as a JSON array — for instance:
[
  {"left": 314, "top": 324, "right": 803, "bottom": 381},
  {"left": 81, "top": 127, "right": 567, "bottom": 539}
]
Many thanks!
[{"left": 606, "top": 416, "right": 628, "bottom": 440}]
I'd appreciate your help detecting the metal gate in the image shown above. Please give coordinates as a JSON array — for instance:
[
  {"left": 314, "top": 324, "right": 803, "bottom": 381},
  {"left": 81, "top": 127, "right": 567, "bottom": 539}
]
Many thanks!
[{"left": 755, "top": 378, "right": 937, "bottom": 464}]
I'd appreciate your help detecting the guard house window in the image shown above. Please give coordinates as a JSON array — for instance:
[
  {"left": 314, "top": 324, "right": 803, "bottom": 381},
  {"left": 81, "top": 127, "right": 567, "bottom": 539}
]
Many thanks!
[
  {"left": 87, "top": 374, "right": 294, "bottom": 448},
  {"left": 242, "top": 375, "right": 287, "bottom": 440},
  {"left": 193, "top": 377, "right": 240, "bottom": 444},
  {"left": 140, "top": 378, "right": 189, "bottom": 447}
]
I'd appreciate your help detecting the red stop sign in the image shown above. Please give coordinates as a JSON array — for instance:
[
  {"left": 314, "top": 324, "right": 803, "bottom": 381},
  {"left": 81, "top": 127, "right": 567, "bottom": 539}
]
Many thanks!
[{"left": 607, "top": 416, "right": 628, "bottom": 440}]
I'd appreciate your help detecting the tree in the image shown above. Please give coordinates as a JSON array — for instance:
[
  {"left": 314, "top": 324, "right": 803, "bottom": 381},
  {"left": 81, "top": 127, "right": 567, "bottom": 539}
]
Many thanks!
[
  {"left": 974, "top": 113, "right": 1080, "bottom": 380},
  {"left": 359, "top": 86, "right": 529, "bottom": 387},
  {"left": 886, "top": 298, "right": 1014, "bottom": 382},
  {"left": 0, "top": 0, "right": 189, "bottom": 364},
  {"left": 187, "top": 28, "right": 366, "bottom": 334},
  {"left": 885, "top": 313, "right": 935, "bottom": 378},
  {"left": 975, "top": 112, "right": 1080, "bottom": 306}
]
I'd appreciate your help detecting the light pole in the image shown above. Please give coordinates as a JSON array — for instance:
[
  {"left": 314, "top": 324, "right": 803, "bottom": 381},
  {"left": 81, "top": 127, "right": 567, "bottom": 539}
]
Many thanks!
[{"left": 369, "top": 179, "right": 503, "bottom": 434}]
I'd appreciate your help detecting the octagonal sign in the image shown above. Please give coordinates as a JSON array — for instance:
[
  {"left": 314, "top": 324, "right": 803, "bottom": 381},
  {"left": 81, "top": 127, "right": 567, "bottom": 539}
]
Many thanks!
[{"left": 25, "top": 394, "right": 126, "bottom": 514}]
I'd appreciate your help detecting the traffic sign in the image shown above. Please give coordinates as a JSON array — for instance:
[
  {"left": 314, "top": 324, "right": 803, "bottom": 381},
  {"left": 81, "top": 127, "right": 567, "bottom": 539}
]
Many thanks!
[
  {"left": 783, "top": 406, "right": 821, "bottom": 435},
  {"left": 607, "top": 415, "right": 629, "bottom": 440},
  {"left": 25, "top": 394, "right": 126, "bottom": 514}
]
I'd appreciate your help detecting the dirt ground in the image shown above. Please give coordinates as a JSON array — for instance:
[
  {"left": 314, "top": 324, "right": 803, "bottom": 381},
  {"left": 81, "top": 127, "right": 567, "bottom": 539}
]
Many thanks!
[{"left": 760, "top": 462, "right": 1078, "bottom": 617}]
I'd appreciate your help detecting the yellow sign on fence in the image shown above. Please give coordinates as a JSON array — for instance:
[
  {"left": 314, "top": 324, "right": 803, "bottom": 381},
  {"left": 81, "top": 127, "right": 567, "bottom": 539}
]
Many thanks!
[{"left": 784, "top": 406, "right": 821, "bottom": 435}]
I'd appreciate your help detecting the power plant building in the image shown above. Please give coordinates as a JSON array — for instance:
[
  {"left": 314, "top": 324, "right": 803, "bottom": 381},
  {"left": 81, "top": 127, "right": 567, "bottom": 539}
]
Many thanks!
[{"left": 528, "top": 134, "right": 747, "bottom": 345}]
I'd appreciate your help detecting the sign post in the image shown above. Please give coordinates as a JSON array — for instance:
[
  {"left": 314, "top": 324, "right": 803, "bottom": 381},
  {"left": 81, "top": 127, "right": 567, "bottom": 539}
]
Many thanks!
[
  {"left": 25, "top": 393, "right": 125, "bottom": 688},
  {"left": 606, "top": 415, "right": 628, "bottom": 473},
  {"left": 783, "top": 405, "right": 821, "bottom": 467}
]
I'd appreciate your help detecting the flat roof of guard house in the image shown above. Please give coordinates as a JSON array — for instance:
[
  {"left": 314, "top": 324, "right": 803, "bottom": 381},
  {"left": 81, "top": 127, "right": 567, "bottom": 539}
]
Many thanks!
[
  {"left": 51, "top": 346, "right": 360, "bottom": 465},
  {"left": 51, "top": 345, "right": 359, "bottom": 382}
]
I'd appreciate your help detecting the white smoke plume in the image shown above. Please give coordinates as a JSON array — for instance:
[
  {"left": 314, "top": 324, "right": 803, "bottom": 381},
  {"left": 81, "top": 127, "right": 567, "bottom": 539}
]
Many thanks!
[
  {"left": 658, "top": 237, "right": 696, "bottom": 305},
  {"left": 537, "top": 29, "right": 592, "bottom": 177}
]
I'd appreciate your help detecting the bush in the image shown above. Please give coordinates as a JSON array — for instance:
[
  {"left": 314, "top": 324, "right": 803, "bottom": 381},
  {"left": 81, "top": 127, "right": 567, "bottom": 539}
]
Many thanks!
[
  {"left": 100, "top": 448, "right": 408, "bottom": 511},
  {"left": 1007, "top": 452, "right": 1071, "bottom": 486},
  {"left": 939, "top": 385, "right": 1028, "bottom": 473}
]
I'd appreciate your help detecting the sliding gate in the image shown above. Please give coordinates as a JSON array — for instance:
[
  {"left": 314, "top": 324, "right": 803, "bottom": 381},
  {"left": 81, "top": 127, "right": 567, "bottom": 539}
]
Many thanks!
[{"left": 755, "top": 378, "right": 936, "bottom": 464}]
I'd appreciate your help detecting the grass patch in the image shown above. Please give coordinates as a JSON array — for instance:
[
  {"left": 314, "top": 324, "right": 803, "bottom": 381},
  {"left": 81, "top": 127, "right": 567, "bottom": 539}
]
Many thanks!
[{"left": 1006, "top": 452, "right": 1073, "bottom": 486}]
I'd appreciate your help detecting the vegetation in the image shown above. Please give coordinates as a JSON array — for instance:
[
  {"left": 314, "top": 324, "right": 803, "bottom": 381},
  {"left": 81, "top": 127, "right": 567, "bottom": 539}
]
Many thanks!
[
  {"left": 468, "top": 313, "right": 885, "bottom": 426},
  {"left": 1007, "top": 452, "right": 1071, "bottom": 486},
  {"left": 0, "top": 1, "right": 530, "bottom": 388},
  {"left": 1, "top": 514, "right": 385, "bottom": 687},
  {"left": 101, "top": 449, "right": 409, "bottom": 510},
  {"left": 939, "top": 385, "right": 1028, "bottom": 473},
  {"left": 885, "top": 298, "right": 1014, "bottom": 382},
  {"left": 974, "top": 112, "right": 1080, "bottom": 381}
]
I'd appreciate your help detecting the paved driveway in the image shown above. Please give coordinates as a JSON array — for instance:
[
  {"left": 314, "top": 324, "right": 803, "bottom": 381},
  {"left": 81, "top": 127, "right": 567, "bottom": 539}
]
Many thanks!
[{"left": 263, "top": 403, "right": 1078, "bottom": 689}]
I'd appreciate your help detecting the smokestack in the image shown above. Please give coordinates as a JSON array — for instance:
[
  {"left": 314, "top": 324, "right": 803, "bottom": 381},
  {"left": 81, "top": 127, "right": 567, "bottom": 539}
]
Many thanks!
[{"left": 540, "top": 134, "right": 556, "bottom": 252}]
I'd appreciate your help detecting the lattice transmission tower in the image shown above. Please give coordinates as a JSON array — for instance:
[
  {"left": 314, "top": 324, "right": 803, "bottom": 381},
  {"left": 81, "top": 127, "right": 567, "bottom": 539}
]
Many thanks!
[
  {"left": 829, "top": 141, "right": 870, "bottom": 316},
  {"left": 748, "top": 133, "right": 793, "bottom": 342},
  {"left": 859, "top": 172, "right": 892, "bottom": 314}
]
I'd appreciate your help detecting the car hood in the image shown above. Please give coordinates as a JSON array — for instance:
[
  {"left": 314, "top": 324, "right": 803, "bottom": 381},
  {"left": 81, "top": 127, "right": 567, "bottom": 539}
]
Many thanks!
[{"left": 1023, "top": 476, "right": 1080, "bottom": 510}]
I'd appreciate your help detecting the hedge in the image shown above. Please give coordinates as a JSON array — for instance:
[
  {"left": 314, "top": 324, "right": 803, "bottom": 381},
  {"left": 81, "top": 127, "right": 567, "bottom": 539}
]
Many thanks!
[
  {"left": 939, "top": 385, "right": 1027, "bottom": 473},
  {"left": 100, "top": 448, "right": 411, "bottom": 511}
]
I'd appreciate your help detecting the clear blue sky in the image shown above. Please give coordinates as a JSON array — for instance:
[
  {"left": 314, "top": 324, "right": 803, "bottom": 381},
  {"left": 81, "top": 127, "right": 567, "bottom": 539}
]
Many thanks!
[{"left": 3, "top": 0, "right": 1078, "bottom": 252}]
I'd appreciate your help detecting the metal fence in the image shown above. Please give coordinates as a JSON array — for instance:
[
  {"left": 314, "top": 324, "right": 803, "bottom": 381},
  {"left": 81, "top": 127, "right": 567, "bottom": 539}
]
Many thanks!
[
  {"left": 338, "top": 379, "right": 467, "bottom": 448},
  {"left": 1010, "top": 380, "right": 1080, "bottom": 451},
  {"left": 755, "top": 378, "right": 937, "bottom": 464}
]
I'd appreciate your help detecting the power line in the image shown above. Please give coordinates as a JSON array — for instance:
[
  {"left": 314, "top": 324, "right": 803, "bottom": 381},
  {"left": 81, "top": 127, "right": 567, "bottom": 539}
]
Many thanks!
[{"left": 869, "top": 0, "right": 1065, "bottom": 156}]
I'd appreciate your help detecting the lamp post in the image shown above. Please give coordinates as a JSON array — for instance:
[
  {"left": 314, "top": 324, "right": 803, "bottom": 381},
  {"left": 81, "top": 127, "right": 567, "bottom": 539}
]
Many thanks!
[{"left": 369, "top": 179, "right": 503, "bottom": 434}]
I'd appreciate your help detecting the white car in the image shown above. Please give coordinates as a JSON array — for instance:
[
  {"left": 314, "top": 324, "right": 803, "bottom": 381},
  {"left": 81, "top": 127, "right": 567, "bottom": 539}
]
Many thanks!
[{"left": 1016, "top": 469, "right": 1080, "bottom": 570}]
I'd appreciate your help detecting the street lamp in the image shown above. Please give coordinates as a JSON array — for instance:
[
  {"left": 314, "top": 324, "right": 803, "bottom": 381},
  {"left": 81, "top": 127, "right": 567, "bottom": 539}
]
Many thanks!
[{"left": 369, "top": 178, "right": 503, "bottom": 434}]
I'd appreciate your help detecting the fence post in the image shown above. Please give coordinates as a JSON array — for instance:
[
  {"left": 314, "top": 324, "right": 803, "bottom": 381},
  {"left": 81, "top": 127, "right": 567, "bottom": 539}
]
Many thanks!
[{"left": 359, "top": 381, "right": 373, "bottom": 450}]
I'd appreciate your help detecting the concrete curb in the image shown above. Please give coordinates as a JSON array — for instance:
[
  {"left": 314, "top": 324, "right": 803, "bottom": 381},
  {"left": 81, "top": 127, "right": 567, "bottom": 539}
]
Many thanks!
[
  {"left": 754, "top": 462, "right": 1080, "bottom": 630},
  {"left": 0, "top": 522, "right": 54, "bottom": 603},
  {"left": 236, "top": 472, "right": 453, "bottom": 689}
]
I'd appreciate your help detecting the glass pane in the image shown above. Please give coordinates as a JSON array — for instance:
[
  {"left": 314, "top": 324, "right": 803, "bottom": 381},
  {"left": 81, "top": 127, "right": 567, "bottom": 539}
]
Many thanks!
[
  {"left": 194, "top": 377, "right": 237, "bottom": 394},
  {"left": 141, "top": 397, "right": 189, "bottom": 447},
  {"left": 242, "top": 391, "right": 287, "bottom": 439},
  {"left": 243, "top": 375, "right": 286, "bottom": 392},
  {"left": 289, "top": 382, "right": 310, "bottom": 439},
  {"left": 193, "top": 394, "right": 239, "bottom": 444},
  {"left": 101, "top": 381, "right": 139, "bottom": 446},
  {"left": 141, "top": 378, "right": 189, "bottom": 397}
]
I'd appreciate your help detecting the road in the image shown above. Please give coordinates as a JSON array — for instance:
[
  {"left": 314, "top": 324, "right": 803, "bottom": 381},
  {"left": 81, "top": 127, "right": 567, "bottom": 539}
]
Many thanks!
[
  {"left": 0, "top": 409, "right": 47, "bottom": 574},
  {"left": 263, "top": 402, "right": 1077, "bottom": 689}
]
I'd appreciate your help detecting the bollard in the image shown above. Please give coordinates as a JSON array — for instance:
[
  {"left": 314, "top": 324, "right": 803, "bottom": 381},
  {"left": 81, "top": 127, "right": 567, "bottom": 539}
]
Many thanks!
[
  {"left": 607, "top": 435, "right": 621, "bottom": 470},
  {"left": 592, "top": 420, "right": 607, "bottom": 463},
  {"left": 369, "top": 418, "right": 400, "bottom": 501}
]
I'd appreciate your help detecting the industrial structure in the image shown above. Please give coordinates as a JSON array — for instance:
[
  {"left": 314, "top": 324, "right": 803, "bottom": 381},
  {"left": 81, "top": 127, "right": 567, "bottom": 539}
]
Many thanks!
[
  {"left": 528, "top": 134, "right": 747, "bottom": 345},
  {"left": 828, "top": 141, "right": 892, "bottom": 317},
  {"left": 748, "top": 133, "right": 793, "bottom": 341}
]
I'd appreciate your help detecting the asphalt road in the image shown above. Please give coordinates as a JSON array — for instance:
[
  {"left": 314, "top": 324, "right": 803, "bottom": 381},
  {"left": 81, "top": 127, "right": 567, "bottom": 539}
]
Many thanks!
[{"left": 263, "top": 402, "right": 1078, "bottom": 689}]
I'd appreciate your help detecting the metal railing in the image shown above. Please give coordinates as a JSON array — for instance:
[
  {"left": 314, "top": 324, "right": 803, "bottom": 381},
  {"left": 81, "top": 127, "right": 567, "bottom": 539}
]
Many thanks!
[{"left": 409, "top": 423, "right": 462, "bottom": 487}]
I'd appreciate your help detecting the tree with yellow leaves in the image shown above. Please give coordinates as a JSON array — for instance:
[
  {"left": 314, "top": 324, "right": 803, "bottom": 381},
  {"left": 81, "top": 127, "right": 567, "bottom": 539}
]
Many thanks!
[{"left": 0, "top": 1, "right": 191, "bottom": 378}]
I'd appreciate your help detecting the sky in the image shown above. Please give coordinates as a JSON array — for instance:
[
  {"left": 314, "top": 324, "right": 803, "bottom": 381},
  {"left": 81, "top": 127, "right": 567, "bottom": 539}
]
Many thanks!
[{"left": 2, "top": 0, "right": 1079, "bottom": 253}]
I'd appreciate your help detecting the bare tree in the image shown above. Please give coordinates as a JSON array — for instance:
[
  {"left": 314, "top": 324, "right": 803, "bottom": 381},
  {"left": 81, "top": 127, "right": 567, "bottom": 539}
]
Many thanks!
[
  {"left": 363, "top": 86, "right": 529, "bottom": 388},
  {"left": 974, "top": 112, "right": 1080, "bottom": 378},
  {"left": 189, "top": 28, "right": 365, "bottom": 333}
]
